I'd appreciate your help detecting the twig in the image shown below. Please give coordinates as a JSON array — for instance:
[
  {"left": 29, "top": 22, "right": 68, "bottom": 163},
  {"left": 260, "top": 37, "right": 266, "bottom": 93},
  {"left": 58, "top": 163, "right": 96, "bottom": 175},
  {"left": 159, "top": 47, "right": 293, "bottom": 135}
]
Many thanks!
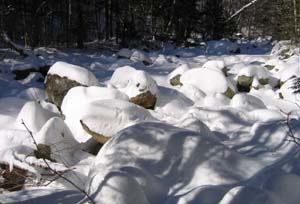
[
  {"left": 285, "top": 111, "right": 300, "bottom": 146},
  {"left": 21, "top": 120, "right": 95, "bottom": 204}
]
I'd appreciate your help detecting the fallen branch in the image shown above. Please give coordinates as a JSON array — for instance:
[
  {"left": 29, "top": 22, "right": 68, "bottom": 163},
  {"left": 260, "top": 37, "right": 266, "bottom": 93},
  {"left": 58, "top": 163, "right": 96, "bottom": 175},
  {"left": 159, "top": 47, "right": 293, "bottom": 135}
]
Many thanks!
[
  {"left": 0, "top": 31, "right": 30, "bottom": 57},
  {"left": 21, "top": 120, "right": 95, "bottom": 204},
  {"left": 226, "top": 0, "right": 266, "bottom": 22}
]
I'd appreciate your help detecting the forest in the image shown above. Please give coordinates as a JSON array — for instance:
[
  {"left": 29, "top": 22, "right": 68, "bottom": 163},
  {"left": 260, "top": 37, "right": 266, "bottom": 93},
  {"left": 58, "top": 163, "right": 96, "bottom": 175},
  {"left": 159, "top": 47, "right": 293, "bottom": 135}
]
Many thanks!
[{"left": 0, "top": 0, "right": 299, "bottom": 49}]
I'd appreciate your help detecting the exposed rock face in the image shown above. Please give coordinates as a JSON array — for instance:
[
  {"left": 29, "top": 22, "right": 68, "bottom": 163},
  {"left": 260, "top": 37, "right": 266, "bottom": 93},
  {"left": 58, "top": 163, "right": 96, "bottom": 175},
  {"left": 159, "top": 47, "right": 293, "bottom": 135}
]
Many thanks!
[
  {"left": 34, "top": 144, "right": 53, "bottom": 161},
  {"left": 80, "top": 120, "right": 110, "bottom": 144},
  {"left": 169, "top": 74, "right": 182, "bottom": 86},
  {"left": 237, "top": 75, "right": 253, "bottom": 92},
  {"left": 45, "top": 74, "right": 83, "bottom": 108},
  {"left": 223, "top": 87, "right": 235, "bottom": 98},
  {"left": 129, "top": 90, "right": 157, "bottom": 110}
]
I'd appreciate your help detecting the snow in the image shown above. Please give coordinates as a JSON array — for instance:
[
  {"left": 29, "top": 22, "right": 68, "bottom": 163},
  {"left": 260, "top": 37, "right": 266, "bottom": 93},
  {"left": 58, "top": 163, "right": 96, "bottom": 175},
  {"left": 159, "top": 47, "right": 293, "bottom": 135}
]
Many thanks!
[
  {"left": 181, "top": 68, "right": 230, "bottom": 95},
  {"left": 1, "top": 41, "right": 300, "bottom": 204},
  {"left": 47, "top": 61, "right": 99, "bottom": 86}
]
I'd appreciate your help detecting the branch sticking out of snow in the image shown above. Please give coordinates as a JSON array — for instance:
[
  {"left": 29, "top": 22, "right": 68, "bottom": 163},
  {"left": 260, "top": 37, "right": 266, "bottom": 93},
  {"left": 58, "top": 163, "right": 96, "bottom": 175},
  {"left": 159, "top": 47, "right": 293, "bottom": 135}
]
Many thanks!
[{"left": 0, "top": 31, "right": 31, "bottom": 57}]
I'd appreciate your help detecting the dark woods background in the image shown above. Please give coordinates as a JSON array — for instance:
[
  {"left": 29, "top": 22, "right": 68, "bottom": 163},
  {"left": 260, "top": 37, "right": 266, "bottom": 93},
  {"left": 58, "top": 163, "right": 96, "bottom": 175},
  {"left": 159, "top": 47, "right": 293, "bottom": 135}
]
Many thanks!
[{"left": 0, "top": 0, "right": 299, "bottom": 49}]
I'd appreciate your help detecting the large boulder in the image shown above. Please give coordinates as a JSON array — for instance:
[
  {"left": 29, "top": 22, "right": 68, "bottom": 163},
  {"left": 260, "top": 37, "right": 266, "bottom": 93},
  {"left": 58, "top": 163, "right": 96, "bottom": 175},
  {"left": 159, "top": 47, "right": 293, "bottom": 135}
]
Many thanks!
[
  {"left": 45, "top": 61, "right": 99, "bottom": 108},
  {"left": 109, "top": 66, "right": 158, "bottom": 109},
  {"left": 181, "top": 68, "right": 236, "bottom": 98}
]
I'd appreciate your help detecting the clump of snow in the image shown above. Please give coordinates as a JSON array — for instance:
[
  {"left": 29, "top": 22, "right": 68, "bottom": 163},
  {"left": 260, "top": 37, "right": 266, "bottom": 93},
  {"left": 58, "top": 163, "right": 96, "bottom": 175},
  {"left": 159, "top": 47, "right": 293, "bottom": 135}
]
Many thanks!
[
  {"left": 109, "top": 66, "right": 158, "bottom": 98},
  {"left": 181, "top": 68, "right": 230, "bottom": 95},
  {"left": 15, "top": 101, "right": 58, "bottom": 133},
  {"left": 230, "top": 93, "right": 267, "bottom": 111},
  {"left": 46, "top": 61, "right": 99, "bottom": 86}
]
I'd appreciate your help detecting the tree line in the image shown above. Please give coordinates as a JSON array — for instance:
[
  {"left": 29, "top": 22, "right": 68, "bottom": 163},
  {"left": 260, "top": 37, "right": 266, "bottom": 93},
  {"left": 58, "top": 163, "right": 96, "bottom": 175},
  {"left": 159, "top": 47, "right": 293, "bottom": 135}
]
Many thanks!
[{"left": 0, "top": 0, "right": 300, "bottom": 49}]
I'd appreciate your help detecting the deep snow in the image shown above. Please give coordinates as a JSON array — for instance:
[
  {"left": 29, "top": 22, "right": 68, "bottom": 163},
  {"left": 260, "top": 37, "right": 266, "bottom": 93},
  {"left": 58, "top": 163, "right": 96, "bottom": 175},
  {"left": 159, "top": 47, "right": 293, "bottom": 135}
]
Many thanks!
[{"left": 0, "top": 40, "right": 300, "bottom": 204}]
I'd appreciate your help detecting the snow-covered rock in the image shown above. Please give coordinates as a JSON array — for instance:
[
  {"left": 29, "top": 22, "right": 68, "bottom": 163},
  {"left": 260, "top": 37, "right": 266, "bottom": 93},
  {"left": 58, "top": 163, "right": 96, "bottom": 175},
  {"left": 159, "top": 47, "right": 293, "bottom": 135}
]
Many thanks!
[
  {"left": 202, "top": 60, "right": 227, "bottom": 75},
  {"left": 17, "top": 87, "right": 46, "bottom": 101},
  {"left": 130, "top": 50, "right": 152, "bottom": 65},
  {"left": 279, "top": 77, "right": 300, "bottom": 103},
  {"left": 62, "top": 98, "right": 155, "bottom": 143},
  {"left": 230, "top": 93, "right": 267, "bottom": 111},
  {"left": 35, "top": 117, "right": 79, "bottom": 164},
  {"left": 45, "top": 61, "right": 99, "bottom": 107},
  {"left": 117, "top": 48, "right": 133, "bottom": 59},
  {"left": 88, "top": 122, "right": 260, "bottom": 204},
  {"left": 168, "top": 64, "right": 190, "bottom": 86},
  {"left": 181, "top": 68, "right": 235, "bottom": 98},
  {"left": 15, "top": 101, "right": 58, "bottom": 133},
  {"left": 109, "top": 66, "right": 158, "bottom": 109}
]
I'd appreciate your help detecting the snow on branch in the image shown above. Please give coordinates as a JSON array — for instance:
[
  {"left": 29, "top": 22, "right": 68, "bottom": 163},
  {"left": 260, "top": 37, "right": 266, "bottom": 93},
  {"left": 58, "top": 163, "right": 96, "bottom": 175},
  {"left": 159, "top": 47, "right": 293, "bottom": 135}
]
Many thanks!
[{"left": 226, "top": 0, "right": 264, "bottom": 22}]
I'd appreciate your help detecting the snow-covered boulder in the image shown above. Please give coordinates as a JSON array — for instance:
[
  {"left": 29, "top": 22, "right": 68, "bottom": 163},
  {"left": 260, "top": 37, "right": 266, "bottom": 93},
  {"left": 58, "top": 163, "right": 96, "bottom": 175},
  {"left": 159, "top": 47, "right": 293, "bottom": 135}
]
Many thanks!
[
  {"left": 87, "top": 122, "right": 259, "bottom": 204},
  {"left": 109, "top": 66, "right": 158, "bottom": 109},
  {"left": 35, "top": 117, "right": 79, "bottom": 164},
  {"left": 276, "top": 62, "right": 300, "bottom": 84},
  {"left": 17, "top": 87, "right": 46, "bottom": 101},
  {"left": 202, "top": 60, "right": 227, "bottom": 76},
  {"left": 45, "top": 61, "right": 99, "bottom": 108},
  {"left": 179, "top": 84, "right": 206, "bottom": 103},
  {"left": 62, "top": 98, "right": 155, "bottom": 143},
  {"left": 130, "top": 50, "right": 152, "bottom": 65},
  {"left": 117, "top": 48, "right": 133, "bottom": 59},
  {"left": 237, "top": 65, "right": 269, "bottom": 92},
  {"left": 279, "top": 77, "right": 300, "bottom": 103},
  {"left": 15, "top": 101, "right": 58, "bottom": 133},
  {"left": 168, "top": 64, "right": 190, "bottom": 86},
  {"left": 181, "top": 68, "right": 235, "bottom": 98},
  {"left": 230, "top": 93, "right": 267, "bottom": 111}
]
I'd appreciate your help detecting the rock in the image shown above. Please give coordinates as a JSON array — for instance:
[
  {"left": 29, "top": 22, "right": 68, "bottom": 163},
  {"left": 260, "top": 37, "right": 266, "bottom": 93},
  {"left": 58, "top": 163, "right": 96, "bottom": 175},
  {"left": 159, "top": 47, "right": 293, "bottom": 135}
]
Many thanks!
[
  {"left": 169, "top": 74, "right": 182, "bottom": 86},
  {"left": 265, "top": 65, "right": 275, "bottom": 70},
  {"left": 224, "top": 87, "right": 235, "bottom": 98},
  {"left": 80, "top": 120, "right": 110, "bottom": 144},
  {"left": 45, "top": 74, "right": 83, "bottom": 108},
  {"left": 12, "top": 68, "right": 37, "bottom": 80},
  {"left": 34, "top": 144, "right": 52, "bottom": 161},
  {"left": 129, "top": 90, "right": 157, "bottom": 110},
  {"left": 45, "top": 61, "right": 99, "bottom": 108},
  {"left": 237, "top": 75, "right": 253, "bottom": 92},
  {"left": 258, "top": 78, "right": 269, "bottom": 85}
]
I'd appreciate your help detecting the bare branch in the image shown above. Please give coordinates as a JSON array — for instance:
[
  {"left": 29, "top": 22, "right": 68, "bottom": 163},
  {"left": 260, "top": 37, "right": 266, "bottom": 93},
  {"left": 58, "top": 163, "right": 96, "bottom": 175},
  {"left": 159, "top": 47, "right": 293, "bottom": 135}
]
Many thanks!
[{"left": 21, "top": 120, "right": 95, "bottom": 204}]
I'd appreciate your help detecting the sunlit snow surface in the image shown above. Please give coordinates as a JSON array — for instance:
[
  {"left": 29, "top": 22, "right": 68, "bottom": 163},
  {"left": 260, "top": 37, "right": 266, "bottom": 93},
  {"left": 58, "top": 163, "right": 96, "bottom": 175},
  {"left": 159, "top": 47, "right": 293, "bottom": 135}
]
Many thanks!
[{"left": 1, "top": 41, "right": 300, "bottom": 204}]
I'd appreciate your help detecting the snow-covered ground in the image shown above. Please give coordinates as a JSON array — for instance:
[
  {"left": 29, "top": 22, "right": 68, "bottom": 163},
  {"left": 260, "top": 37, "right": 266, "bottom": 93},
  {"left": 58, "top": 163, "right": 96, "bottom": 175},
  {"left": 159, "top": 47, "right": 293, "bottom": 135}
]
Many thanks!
[{"left": 1, "top": 40, "right": 300, "bottom": 204}]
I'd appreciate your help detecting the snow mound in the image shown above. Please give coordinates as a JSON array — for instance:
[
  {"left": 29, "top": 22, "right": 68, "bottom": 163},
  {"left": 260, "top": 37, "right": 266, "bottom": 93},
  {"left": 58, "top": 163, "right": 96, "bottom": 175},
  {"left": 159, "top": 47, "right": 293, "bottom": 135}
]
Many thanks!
[
  {"left": 230, "top": 93, "right": 267, "bottom": 111},
  {"left": 88, "top": 122, "right": 259, "bottom": 203},
  {"left": 238, "top": 65, "right": 269, "bottom": 79},
  {"left": 47, "top": 61, "right": 99, "bottom": 86},
  {"left": 276, "top": 62, "right": 300, "bottom": 83},
  {"left": 35, "top": 117, "right": 79, "bottom": 164},
  {"left": 15, "top": 101, "right": 58, "bottom": 133},
  {"left": 168, "top": 63, "right": 190, "bottom": 80},
  {"left": 130, "top": 50, "right": 152, "bottom": 65},
  {"left": 109, "top": 66, "right": 158, "bottom": 98},
  {"left": 179, "top": 84, "right": 206, "bottom": 103},
  {"left": 62, "top": 99, "right": 155, "bottom": 142},
  {"left": 181, "top": 68, "right": 231, "bottom": 95},
  {"left": 117, "top": 48, "right": 133, "bottom": 59},
  {"left": 202, "top": 93, "right": 231, "bottom": 107},
  {"left": 202, "top": 60, "right": 226, "bottom": 72},
  {"left": 249, "top": 109, "right": 284, "bottom": 122}
]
